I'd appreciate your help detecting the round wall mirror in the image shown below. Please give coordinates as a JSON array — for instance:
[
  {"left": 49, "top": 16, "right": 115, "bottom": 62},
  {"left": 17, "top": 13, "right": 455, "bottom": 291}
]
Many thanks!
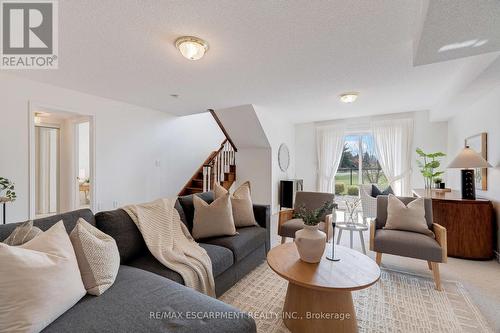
[{"left": 278, "top": 143, "right": 290, "bottom": 172}]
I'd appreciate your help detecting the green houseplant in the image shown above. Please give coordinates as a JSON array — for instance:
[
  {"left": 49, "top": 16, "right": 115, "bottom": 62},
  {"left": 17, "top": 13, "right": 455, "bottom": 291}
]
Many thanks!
[
  {"left": 416, "top": 148, "right": 446, "bottom": 189},
  {"left": 293, "top": 201, "right": 337, "bottom": 226},
  {"left": 0, "top": 177, "right": 16, "bottom": 202}
]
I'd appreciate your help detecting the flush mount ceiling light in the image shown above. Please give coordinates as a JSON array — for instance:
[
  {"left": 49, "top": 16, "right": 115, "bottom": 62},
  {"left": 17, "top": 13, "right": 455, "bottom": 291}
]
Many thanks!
[
  {"left": 175, "top": 36, "right": 209, "bottom": 61},
  {"left": 339, "top": 92, "right": 359, "bottom": 103}
]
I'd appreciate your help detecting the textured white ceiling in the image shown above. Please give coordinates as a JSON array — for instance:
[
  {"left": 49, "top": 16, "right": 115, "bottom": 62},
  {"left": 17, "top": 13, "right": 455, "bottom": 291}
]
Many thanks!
[
  {"left": 9, "top": 0, "right": 500, "bottom": 123},
  {"left": 414, "top": 0, "right": 500, "bottom": 66}
]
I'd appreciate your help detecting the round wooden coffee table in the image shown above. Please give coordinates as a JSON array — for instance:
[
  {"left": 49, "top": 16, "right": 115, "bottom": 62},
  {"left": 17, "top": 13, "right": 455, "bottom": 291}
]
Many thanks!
[{"left": 267, "top": 243, "right": 380, "bottom": 333}]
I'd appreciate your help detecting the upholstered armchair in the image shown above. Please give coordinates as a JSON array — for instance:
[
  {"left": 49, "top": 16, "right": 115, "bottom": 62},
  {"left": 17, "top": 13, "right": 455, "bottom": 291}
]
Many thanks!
[
  {"left": 360, "top": 184, "right": 377, "bottom": 225},
  {"left": 369, "top": 196, "right": 447, "bottom": 291},
  {"left": 278, "top": 191, "right": 335, "bottom": 244}
]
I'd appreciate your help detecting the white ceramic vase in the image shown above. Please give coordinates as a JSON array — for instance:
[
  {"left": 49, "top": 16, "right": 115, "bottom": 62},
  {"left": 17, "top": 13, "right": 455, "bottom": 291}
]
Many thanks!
[{"left": 295, "top": 224, "right": 326, "bottom": 263}]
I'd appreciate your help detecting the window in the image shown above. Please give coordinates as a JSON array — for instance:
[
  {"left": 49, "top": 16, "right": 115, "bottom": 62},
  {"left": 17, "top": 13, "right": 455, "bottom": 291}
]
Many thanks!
[{"left": 334, "top": 134, "right": 387, "bottom": 196}]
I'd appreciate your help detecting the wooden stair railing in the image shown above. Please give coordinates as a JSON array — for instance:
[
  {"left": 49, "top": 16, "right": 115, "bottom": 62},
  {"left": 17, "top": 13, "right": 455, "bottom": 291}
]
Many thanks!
[
  {"left": 209, "top": 109, "right": 237, "bottom": 152},
  {"left": 178, "top": 110, "right": 238, "bottom": 196},
  {"left": 178, "top": 139, "right": 236, "bottom": 196}
]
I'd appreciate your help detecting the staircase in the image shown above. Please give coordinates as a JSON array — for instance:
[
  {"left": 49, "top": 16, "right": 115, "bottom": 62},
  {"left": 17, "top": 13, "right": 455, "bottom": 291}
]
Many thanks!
[{"left": 178, "top": 110, "right": 238, "bottom": 196}]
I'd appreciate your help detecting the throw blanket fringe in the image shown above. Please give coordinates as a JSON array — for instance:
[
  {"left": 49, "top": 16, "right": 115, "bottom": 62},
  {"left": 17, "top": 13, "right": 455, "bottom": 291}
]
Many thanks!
[{"left": 123, "top": 198, "right": 216, "bottom": 297}]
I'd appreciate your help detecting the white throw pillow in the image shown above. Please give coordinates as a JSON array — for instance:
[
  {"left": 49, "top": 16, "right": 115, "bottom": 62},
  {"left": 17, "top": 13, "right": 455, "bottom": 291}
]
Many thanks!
[
  {"left": 192, "top": 193, "right": 237, "bottom": 239},
  {"left": 214, "top": 181, "right": 258, "bottom": 227},
  {"left": 0, "top": 221, "right": 86, "bottom": 333},
  {"left": 384, "top": 194, "right": 435, "bottom": 237},
  {"left": 70, "top": 218, "right": 120, "bottom": 296}
]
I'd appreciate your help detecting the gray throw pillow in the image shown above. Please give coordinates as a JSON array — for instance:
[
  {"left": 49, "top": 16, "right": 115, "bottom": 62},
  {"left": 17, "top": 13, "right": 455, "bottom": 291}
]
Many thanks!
[
  {"left": 371, "top": 185, "right": 394, "bottom": 198},
  {"left": 3, "top": 220, "right": 43, "bottom": 246}
]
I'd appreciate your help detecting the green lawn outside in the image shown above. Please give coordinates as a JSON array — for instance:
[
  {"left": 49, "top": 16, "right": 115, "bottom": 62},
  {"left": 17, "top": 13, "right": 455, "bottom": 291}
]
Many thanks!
[{"left": 334, "top": 171, "right": 389, "bottom": 195}]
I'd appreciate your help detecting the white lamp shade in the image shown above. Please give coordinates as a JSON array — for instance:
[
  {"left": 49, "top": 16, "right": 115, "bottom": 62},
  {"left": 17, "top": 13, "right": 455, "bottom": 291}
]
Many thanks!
[{"left": 447, "top": 147, "right": 492, "bottom": 169}]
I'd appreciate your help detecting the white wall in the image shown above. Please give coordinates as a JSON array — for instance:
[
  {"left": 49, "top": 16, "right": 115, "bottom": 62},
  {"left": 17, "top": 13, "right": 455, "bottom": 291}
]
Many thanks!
[
  {"left": 161, "top": 113, "right": 225, "bottom": 195},
  {"left": 295, "top": 122, "right": 317, "bottom": 191},
  {"left": 233, "top": 148, "right": 272, "bottom": 206},
  {"left": 412, "top": 111, "right": 448, "bottom": 188},
  {"left": 295, "top": 111, "right": 448, "bottom": 192},
  {"left": 447, "top": 86, "right": 500, "bottom": 254},
  {"left": 214, "top": 105, "right": 272, "bottom": 207},
  {"left": 215, "top": 104, "right": 296, "bottom": 213},
  {"left": 255, "top": 108, "right": 296, "bottom": 214},
  {"left": 0, "top": 73, "right": 222, "bottom": 223}
]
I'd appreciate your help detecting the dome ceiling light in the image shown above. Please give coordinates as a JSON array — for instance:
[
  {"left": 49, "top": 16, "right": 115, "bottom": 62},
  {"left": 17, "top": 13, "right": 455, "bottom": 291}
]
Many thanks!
[
  {"left": 175, "top": 36, "right": 209, "bottom": 61},
  {"left": 339, "top": 92, "right": 359, "bottom": 103}
]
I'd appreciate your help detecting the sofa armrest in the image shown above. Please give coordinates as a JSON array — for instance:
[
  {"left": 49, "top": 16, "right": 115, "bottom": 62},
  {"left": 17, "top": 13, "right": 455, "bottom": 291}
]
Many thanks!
[
  {"left": 433, "top": 223, "right": 447, "bottom": 263},
  {"left": 253, "top": 204, "right": 271, "bottom": 252},
  {"left": 253, "top": 204, "right": 270, "bottom": 229}
]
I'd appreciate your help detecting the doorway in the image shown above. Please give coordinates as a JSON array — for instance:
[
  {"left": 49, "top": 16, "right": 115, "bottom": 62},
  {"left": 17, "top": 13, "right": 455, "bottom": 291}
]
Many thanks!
[{"left": 29, "top": 104, "right": 95, "bottom": 219}]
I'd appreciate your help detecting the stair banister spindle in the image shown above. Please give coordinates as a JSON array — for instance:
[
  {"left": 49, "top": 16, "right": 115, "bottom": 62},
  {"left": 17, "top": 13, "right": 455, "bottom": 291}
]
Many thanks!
[
  {"left": 217, "top": 156, "right": 220, "bottom": 184},
  {"left": 220, "top": 149, "right": 224, "bottom": 182},
  {"left": 202, "top": 166, "right": 207, "bottom": 192},
  {"left": 214, "top": 156, "right": 218, "bottom": 184},
  {"left": 222, "top": 144, "right": 226, "bottom": 175},
  {"left": 207, "top": 165, "right": 211, "bottom": 191},
  {"left": 225, "top": 142, "right": 229, "bottom": 173}
]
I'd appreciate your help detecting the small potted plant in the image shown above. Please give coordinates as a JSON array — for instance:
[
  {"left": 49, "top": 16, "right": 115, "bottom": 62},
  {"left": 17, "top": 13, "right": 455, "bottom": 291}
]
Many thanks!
[
  {"left": 434, "top": 178, "right": 442, "bottom": 189},
  {"left": 416, "top": 148, "right": 446, "bottom": 189},
  {"left": 0, "top": 177, "right": 16, "bottom": 202},
  {"left": 0, "top": 177, "right": 16, "bottom": 224},
  {"left": 293, "top": 201, "right": 336, "bottom": 263}
]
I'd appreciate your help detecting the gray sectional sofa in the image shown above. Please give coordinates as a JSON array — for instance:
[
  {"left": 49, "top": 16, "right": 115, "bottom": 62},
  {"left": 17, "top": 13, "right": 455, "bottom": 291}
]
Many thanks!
[{"left": 0, "top": 191, "right": 270, "bottom": 333}]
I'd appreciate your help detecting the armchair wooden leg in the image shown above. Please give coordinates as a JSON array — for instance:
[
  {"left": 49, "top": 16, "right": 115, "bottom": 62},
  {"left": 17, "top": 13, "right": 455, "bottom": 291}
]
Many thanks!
[
  {"left": 281, "top": 236, "right": 286, "bottom": 244},
  {"left": 427, "top": 261, "right": 432, "bottom": 270},
  {"left": 375, "top": 252, "right": 382, "bottom": 266},
  {"left": 430, "top": 262, "right": 442, "bottom": 291}
]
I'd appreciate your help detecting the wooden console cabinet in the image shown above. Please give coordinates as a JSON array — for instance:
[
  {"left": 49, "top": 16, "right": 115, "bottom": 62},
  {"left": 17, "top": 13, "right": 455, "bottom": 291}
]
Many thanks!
[{"left": 413, "top": 189, "right": 494, "bottom": 260}]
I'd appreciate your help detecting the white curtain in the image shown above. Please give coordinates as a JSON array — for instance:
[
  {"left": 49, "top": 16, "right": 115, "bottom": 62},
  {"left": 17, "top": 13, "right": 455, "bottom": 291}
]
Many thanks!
[
  {"left": 316, "top": 125, "right": 345, "bottom": 193},
  {"left": 371, "top": 118, "right": 414, "bottom": 196}
]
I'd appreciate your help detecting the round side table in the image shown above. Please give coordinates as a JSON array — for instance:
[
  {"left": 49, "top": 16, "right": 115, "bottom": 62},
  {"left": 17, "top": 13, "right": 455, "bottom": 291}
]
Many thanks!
[{"left": 336, "top": 222, "right": 369, "bottom": 254}]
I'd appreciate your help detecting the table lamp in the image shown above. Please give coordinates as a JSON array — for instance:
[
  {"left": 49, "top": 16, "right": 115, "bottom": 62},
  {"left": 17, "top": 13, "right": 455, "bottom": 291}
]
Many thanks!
[{"left": 447, "top": 146, "right": 491, "bottom": 200}]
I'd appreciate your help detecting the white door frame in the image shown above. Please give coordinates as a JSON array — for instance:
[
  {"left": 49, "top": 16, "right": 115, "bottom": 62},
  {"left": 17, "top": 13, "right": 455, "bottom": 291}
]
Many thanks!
[{"left": 28, "top": 101, "right": 96, "bottom": 219}]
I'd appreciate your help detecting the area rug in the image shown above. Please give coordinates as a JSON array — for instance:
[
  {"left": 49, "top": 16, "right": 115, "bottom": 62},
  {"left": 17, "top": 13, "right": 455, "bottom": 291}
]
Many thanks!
[{"left": 219, "top": 263, "right": 493, "bottom": 333}]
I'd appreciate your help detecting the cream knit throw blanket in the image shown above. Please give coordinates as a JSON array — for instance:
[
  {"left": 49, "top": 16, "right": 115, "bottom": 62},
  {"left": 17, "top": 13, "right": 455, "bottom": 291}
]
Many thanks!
[{"left": 123, "top": 198, "right": 216, "bottom": 297}]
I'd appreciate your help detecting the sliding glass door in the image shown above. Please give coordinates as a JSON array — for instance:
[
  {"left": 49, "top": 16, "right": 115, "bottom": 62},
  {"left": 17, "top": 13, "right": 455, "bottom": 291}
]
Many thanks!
[{"left": 334, "top": 134, "right": 387, "bottom": 195}]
